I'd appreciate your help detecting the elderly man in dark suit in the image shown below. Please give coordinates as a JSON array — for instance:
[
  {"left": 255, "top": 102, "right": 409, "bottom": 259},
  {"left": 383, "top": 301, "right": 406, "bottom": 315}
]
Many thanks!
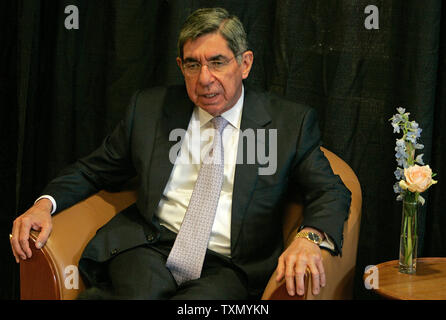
[{"left": 10, "top": 8, "right": 351, "bottom": 299}]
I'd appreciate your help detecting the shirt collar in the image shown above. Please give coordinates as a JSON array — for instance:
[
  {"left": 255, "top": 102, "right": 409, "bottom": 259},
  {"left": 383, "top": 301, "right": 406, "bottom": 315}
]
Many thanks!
[{"left": 196, "top": 85, "right": 244, "bottom": 129}]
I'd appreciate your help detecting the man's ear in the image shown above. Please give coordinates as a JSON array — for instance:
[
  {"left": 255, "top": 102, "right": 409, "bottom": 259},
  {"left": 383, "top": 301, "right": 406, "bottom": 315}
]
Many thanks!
[
  {"left": 241, "top": 50, "right": 254, "bottom": 80},
  {"left": 176, "top": 57, "right": 184, "bottom": 75}
]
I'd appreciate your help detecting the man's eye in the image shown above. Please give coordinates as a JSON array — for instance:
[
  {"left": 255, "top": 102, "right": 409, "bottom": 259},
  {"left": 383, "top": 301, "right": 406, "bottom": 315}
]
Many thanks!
[
  {"left": 186, "top": 63, "right": 200, "bottom": 69},
  {"left": 210, "top": 60, "right": 225, "bottom": 68}
]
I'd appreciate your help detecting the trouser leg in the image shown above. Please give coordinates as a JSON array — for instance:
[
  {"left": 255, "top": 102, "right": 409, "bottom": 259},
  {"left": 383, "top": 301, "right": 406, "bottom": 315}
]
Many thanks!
[
  {"left": 170, "top": 252, "right": 249, "bottom": 300},
  {"left": 107, "top": 245, "right": 177, "bottom": 299}
]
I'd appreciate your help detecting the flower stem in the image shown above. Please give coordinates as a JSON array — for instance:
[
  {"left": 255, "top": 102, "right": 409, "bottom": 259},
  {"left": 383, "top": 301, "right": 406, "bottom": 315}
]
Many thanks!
[{"left": 401, "top": 196, "right": 418, "bottom": 271}]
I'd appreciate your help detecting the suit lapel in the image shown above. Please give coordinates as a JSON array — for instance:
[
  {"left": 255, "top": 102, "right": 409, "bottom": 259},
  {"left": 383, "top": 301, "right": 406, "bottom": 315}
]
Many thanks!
[
  {"left": 146, "top": 87, "right": 194, "bottom": 217},
  {"left": 231, "top": 88, "right": 272, "bottom": 253}
]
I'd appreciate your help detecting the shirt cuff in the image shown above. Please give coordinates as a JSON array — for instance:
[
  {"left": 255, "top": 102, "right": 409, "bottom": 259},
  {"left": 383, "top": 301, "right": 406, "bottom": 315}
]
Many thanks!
[
  {"left": 35, "top": 195, "right": 57, "bottom": 214},
  {"left": 320, "top": 232, "right": 335, "bottom": 251}
]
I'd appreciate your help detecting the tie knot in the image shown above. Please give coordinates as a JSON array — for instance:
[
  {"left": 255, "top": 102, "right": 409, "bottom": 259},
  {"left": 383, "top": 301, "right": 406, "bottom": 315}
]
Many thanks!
[{"left": 211, "top": 116, "right": 229, "bottom": 134}]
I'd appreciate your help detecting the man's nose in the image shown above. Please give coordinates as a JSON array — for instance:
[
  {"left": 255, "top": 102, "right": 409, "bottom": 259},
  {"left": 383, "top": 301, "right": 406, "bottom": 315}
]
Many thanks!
[{"left": 197, "top": 65, "right": 215, "bottom": 86}]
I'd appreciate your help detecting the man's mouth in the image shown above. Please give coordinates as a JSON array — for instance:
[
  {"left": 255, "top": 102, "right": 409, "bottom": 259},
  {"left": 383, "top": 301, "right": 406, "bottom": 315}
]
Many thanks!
[
  {"left": 202, "top": 93, "right": 218, "bottom": 98},
  {"left": 199, "top": 93, "right": 221, "bottom": 104}
]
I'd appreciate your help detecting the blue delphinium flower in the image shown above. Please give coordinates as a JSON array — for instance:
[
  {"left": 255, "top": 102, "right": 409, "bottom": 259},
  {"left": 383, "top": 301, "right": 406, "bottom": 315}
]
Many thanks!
[
  {"left": 415, "top": 154, "right": 424, "bottom": 165},
  {"left": 394, "top": 138, "right": 408, "bottom": 168},
  {"left": 394, "top": 168, "right": 404, "bottom": 180},
  {"left": 393, "top": 182, "right": 402, "bottom": 194},
  {"left": 389, "top": 107, "right": 425, "bottom": 200},
  {"left": 391, "top": 114, "right": 403, "bottom": 133},
  {"left": 406, "top": 127, "right": 421, "bottom": 144}
]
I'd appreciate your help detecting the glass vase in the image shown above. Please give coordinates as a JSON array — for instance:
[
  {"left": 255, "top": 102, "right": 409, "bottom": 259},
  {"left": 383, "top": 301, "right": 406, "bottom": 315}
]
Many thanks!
[{"left": 398, "top": 199, "right": 419, "bottom": 274}]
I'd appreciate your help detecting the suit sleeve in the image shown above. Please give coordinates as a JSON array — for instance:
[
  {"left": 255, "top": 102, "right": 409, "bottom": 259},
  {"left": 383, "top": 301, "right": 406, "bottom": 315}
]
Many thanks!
[
  {"left": 41, "top": 91, "right": 139, "bottom": 214},
  {"left": 291, "top": 108, "right": 351, "bottom": 255}
]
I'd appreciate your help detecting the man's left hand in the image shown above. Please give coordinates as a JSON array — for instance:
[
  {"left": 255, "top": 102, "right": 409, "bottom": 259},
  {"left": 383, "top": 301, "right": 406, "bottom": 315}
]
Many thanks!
[{"left": 275, "top": 228, "right": 326, "bottom": 296}]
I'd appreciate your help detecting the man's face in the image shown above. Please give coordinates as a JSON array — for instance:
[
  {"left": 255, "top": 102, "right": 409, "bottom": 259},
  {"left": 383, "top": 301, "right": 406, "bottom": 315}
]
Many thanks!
[{"left": 177, "top": 33, "right": 253, "bottom": 116}]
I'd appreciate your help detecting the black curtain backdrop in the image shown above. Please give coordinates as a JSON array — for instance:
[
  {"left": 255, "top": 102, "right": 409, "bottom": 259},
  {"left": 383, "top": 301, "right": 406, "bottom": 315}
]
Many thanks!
[
  {"left": 1, "top": 0, "right": 17, "bottom": 300},
  {"left": 2, "top": 0, "right": 445, "bottom": 299}
]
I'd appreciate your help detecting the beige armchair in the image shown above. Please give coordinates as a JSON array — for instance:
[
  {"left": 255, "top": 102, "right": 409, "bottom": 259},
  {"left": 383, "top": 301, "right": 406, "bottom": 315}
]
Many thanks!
[{"left": 20, "top": 147, "right": 361, "bottom": 300}]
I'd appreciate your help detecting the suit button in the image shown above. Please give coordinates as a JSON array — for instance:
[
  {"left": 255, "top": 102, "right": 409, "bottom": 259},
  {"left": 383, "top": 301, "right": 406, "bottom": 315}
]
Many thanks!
[
  {"left": 110, "top": 249, "right": 118, "bottom": 256},
  {"left": 147, "top": 234, "right": 155, "bottom": 243}
]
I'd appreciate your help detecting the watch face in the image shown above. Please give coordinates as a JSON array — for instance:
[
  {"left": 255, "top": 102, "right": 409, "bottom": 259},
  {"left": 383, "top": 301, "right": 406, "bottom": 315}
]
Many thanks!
[{"left": 309, "top": 232, "right": 320, "bottom": 242}]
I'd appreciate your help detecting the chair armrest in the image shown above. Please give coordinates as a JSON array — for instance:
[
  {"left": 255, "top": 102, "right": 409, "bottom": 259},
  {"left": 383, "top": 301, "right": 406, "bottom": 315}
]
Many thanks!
[
  {"left": 262, "top": 147, "right": 362, "bottom": 300},
  {"left": 20, "top": 189, "right": 137, "bottom": 300}
]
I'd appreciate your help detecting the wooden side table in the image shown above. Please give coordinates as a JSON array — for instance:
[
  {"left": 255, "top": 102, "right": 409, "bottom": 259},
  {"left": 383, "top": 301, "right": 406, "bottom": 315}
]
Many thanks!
[{"left": 365, "top": 257, "right": 446, "bottom": 300}]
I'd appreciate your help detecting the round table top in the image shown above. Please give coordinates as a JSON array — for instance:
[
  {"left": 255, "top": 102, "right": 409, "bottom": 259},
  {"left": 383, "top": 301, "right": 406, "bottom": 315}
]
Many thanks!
[{"left": 366, "top": 257, "right": 446, "bottom": 300}]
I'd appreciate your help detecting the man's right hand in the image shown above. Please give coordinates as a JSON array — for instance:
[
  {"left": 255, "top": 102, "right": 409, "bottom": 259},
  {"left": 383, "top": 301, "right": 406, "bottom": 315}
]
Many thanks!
[{"left": 10, "top": 198, "right": 53, "bottom": 263}]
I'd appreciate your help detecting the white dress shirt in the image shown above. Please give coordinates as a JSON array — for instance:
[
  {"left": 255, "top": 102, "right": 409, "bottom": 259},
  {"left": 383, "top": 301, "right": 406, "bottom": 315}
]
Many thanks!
[{"left": 156, "top": 87, "right": 245, "bottom": 257}]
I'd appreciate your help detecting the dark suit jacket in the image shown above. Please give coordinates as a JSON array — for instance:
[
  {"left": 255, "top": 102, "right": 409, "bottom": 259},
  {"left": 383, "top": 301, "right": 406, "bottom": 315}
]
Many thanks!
[{"left": 43, "top": 85, "right": 351, "bottom": 297}]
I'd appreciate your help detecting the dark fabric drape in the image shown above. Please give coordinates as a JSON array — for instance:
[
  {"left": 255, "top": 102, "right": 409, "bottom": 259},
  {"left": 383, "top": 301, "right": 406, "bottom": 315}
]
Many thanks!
[
  {"left": 425, "top": 1, "right": 446, "bottom": 258},
  {"left": 0, "top": 0, "right": 18, "bottom": 300},
  {"left": 3, "top": 0, "right": 445, "bottom": 299}
]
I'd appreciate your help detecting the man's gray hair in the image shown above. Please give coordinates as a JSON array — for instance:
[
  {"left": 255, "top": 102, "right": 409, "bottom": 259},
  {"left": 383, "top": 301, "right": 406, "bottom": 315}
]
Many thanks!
[{"left": 177, "top": 8, "right": 248, "bottom": 64}]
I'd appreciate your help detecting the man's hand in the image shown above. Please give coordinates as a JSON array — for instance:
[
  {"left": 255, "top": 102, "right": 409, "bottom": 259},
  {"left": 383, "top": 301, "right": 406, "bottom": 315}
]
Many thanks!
[
  {"left": 10, "top": 199, "right": 53, "bottom": 263},
  {"left": 275, "top": 227, "right": 326, "bottom": 296}
]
